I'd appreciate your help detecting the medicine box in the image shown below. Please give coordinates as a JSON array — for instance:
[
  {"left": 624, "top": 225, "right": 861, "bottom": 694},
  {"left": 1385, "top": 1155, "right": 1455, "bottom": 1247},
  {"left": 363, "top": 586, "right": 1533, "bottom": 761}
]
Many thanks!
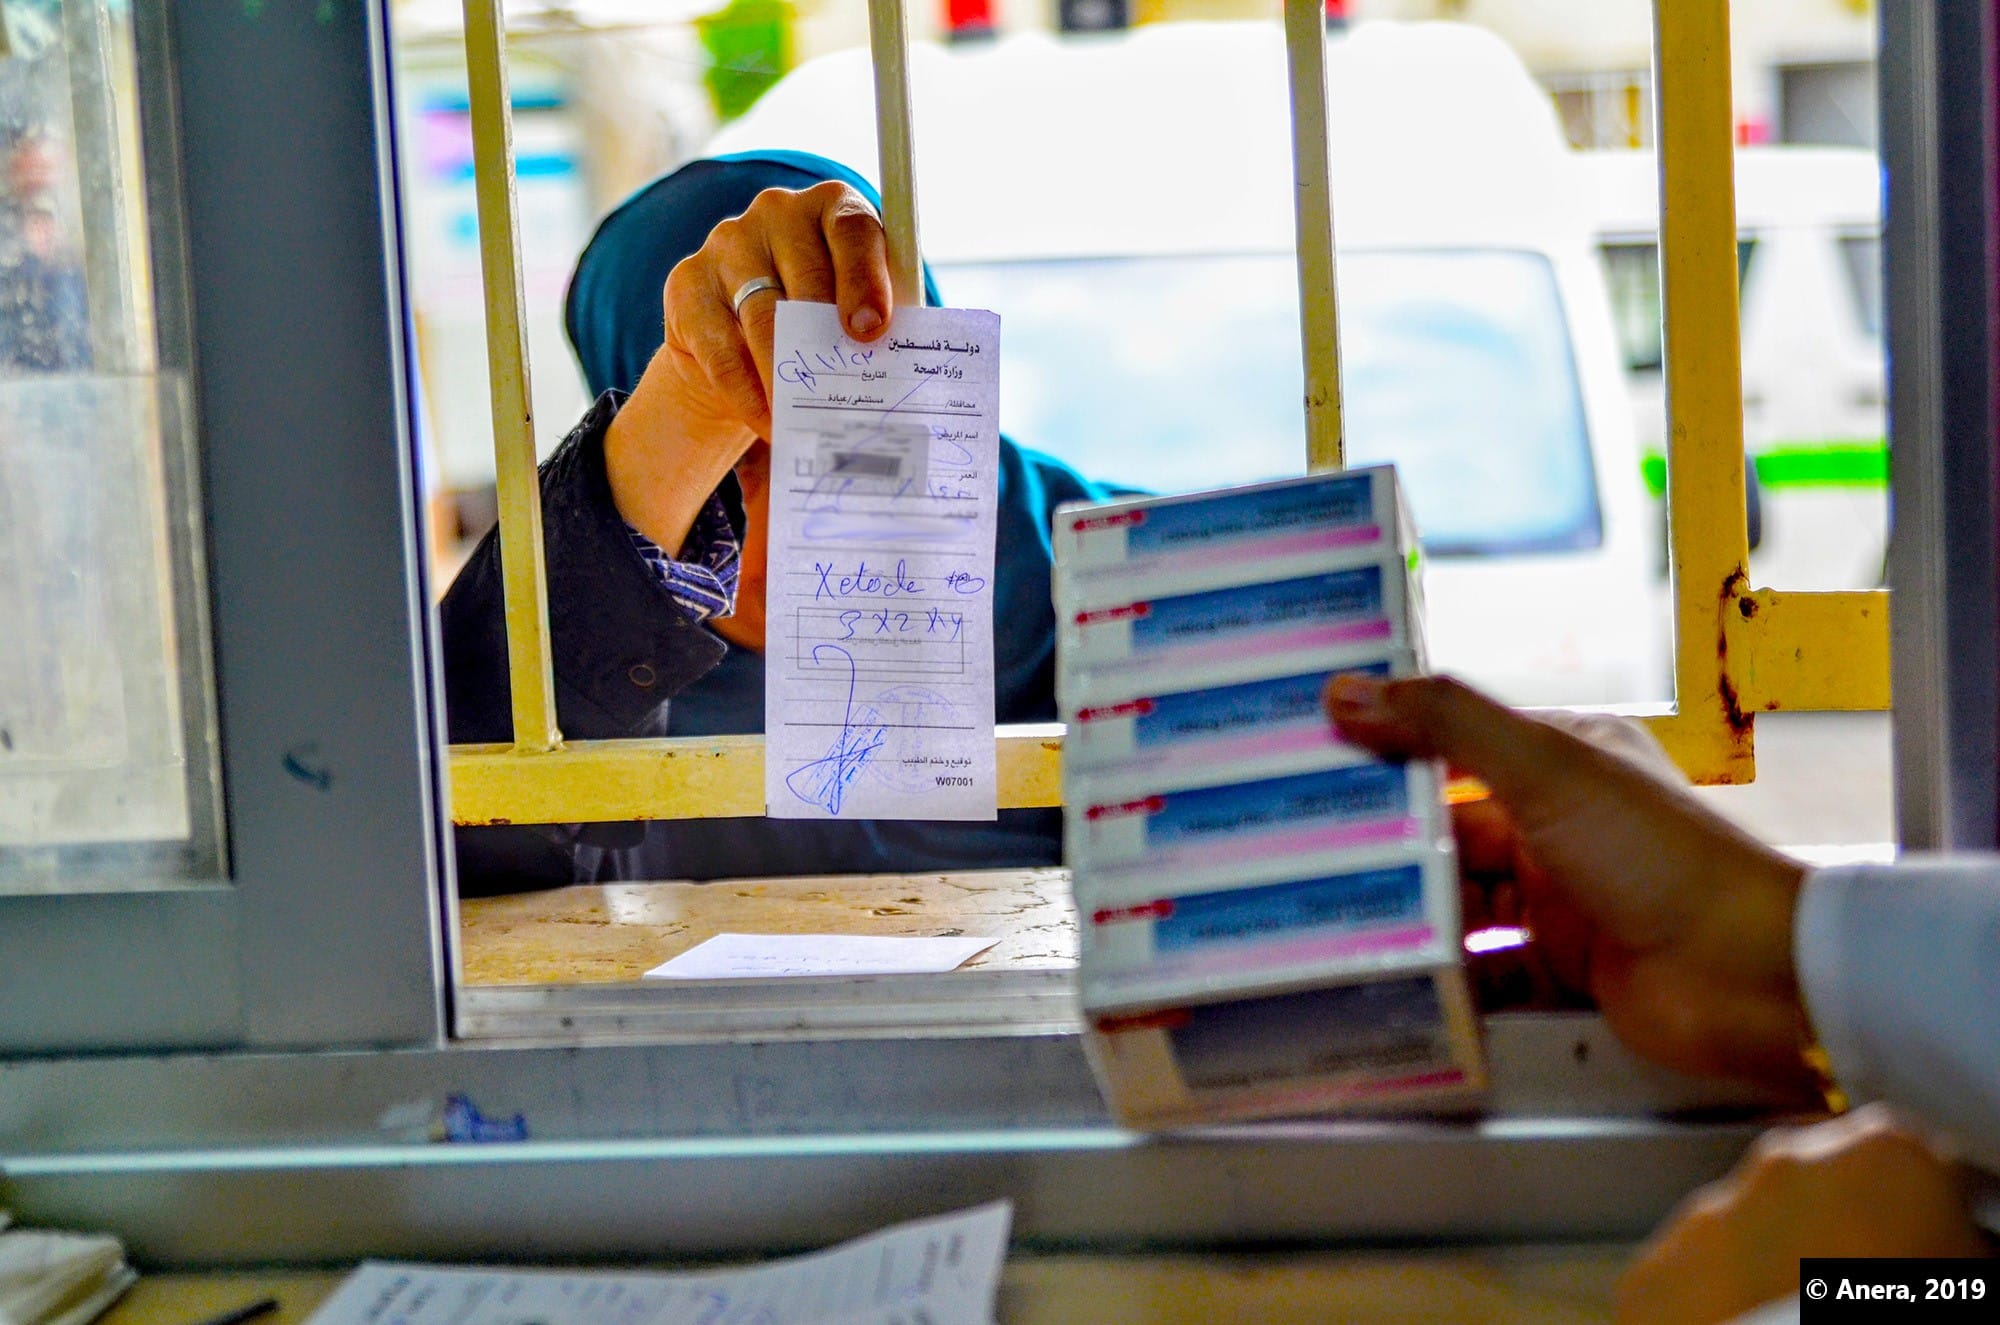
[
  {"left": 1053, "top": 466, "right": 1483, "bottom": 1126},
  {"left": 1056, "top": 560, "right": 1419, "bottom": 712},
  {"left": 1079, "top": 844, "right": 1461, "bottom": 1011},
  {"left": 1082, "top": 967, "right": 1484, "bottom": 1128},
  {"left": 1063, "top": 656, "right": 1417, "bottom": 785},
  {"left": 1054, "top": 467, "right": 1419, "bottom": 597}
]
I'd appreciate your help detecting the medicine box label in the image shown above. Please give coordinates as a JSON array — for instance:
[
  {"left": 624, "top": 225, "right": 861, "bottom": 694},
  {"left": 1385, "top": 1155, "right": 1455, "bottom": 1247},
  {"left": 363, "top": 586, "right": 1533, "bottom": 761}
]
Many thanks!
[
  {"left": 1091, "top": 863, "right": 1426, "bottom": 952},
  {"left": 1068, "top": 564, "right": 1399, "bottom": 672},
  {"left": 1064, "top": 472, "right": 1385, "bottom": 567},
  {"left": 1158, "top": 974, "right": 1458, "bottom": 1092},
  {"left": 1066, "top": 661, "right": 1398, "bottom": 775},
  {"left": 1151, "top": 865, "right": 1424, "bottom": 953},
  {"left": 1081, "top": 859, "right": 1456, "bottom": 1007},
  {"left": 1082, "top": 968, "right": 1485, "bottom": 1127},
  {"left": 1071, "top": 762, "right": 1423, "bottom": 872}
]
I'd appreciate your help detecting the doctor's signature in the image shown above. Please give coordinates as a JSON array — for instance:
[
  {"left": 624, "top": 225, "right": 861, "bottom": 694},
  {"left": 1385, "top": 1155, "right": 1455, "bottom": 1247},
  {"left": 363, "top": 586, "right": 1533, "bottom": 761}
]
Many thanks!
[{"left": 784, "top": 644, "right": 888, "bottom": 816}]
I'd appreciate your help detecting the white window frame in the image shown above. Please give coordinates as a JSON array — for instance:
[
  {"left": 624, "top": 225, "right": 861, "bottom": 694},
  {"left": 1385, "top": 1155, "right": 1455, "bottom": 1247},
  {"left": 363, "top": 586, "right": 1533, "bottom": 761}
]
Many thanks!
[{"left": 5, "top": 0, "right": 1972, "bottom": 1266}]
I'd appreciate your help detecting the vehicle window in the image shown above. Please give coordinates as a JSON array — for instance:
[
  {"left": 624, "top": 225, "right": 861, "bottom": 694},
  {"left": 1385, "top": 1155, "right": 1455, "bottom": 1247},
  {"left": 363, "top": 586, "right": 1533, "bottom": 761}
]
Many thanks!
[
  {"left": 1600, "top": 240, "right": 1664, "bottom": 373},
  {"left": 1598, "top": 237, "right": 1758, "bottom": 375},
  {"left": 1838, "top": 231, "right": 1883, "bottom": 339},
  {"left": 935, "top": 249, "right": 1602, "bottom": 557}
]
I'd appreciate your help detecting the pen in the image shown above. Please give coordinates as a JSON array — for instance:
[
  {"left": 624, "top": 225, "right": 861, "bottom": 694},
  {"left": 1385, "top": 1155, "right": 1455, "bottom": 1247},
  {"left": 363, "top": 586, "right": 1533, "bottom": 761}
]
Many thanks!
[{"left": 184, "top": 1296, "right": 280, "bottom": 1325}]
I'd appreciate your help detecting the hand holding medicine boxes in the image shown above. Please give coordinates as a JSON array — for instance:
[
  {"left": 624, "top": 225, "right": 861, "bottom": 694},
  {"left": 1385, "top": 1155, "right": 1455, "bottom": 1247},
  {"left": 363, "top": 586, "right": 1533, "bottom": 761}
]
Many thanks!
[{"left": 1052, "top": 467, "right": 1486, "bottom": 1128}]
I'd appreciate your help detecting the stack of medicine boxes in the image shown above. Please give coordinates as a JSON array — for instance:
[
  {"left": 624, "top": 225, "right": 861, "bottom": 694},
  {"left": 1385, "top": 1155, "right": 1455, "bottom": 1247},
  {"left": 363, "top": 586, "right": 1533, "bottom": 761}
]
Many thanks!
[{"left": 1053, "top": 466, "right": 1486, "bottom": 1128}]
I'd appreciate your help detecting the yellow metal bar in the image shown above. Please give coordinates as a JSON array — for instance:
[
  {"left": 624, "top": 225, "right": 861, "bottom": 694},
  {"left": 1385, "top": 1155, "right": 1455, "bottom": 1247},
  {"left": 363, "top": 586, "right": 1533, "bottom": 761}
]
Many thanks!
[
  {"left": 439, "top": 0, "right": 1895, "bottom": 828},
  {"left": 867, "top": 0, "right": 924, "bottom": 307},
  {"left": 450, "top": 726, "right": 1063, "bottom": 826},
  {"left": 1654, "top": 0, "right": 1754, "bottom": 783},
  {"left": 1284, "top": 0, "right": 1345, "bottom": 471},
  {"left": 1726, "top": 589, "right": 1892, "bottom": 713},
  {"left": 464, "top": 0, "right": 560, "bottom": 751},
  {"left": 1642, "top": 711, "right": 1746, "bottom": 785}
]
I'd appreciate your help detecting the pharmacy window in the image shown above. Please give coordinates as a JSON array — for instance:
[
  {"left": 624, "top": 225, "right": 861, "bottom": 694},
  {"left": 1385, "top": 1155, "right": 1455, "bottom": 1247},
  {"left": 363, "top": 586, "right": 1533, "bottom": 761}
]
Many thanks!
[
  {"left": 0, "top": 0, "right": 1893, "bottom": 1067},
  {"left": 422, "top": 14, "right": 1665, "bottom": 1038},
  {"left": 411, "top": 1, "right": 1887, "bottom": 1047},
  {"left": 0, "top": 0, "right": 1937, "bottom": 1262}
]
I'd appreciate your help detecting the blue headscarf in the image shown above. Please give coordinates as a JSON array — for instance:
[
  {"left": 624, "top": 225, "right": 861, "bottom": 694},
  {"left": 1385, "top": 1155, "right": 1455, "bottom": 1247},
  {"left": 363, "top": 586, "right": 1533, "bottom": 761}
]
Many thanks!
[
  {"left": 566, "top": 151, "right": 943, "bottom": 398},
  {"left": 563, "top": 151, "right": 1108, "bottom": 880}
]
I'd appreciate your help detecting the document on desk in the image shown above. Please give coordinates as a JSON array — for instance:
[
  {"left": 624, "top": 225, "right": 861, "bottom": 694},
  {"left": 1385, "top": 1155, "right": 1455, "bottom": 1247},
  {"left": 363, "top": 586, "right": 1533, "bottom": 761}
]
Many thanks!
[
  {"left": 302, "top": 1200, "right": 1011, "bottom": 1325},
  {"left": 765, "top": 301, "right": 1001, "bottom": 822},
  {"left": 643, "top": 932, "right": 1000, "bottom": 979}
]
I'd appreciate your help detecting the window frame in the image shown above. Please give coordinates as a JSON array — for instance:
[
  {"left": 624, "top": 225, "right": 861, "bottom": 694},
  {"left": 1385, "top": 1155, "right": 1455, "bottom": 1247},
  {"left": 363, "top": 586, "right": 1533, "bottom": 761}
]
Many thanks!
[
  {"left": 450, "top": 0, "right": 1889, "bottom": 829},
  {"left": 0, "top": 0, "right": 446, "bottom": 1052},
  {"left": 1883, "top": 0, "right": 1999, "bottom": 848},
  {"left": 0, "top": 0, "right": 1954, "bottom": 1266}
]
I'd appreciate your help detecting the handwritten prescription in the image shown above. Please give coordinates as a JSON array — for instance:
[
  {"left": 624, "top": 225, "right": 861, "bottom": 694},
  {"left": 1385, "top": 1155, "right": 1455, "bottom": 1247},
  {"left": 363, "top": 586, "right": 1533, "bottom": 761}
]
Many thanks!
[{"left": 764, "top": 302, "right": 1001, "bottom": 821}]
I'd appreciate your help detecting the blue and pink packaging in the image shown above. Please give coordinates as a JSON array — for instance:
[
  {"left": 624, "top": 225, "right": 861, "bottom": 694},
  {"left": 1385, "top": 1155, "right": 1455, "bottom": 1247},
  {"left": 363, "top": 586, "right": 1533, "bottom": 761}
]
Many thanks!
[
  {"left": 1082, "top": 967, "right": 1484, "bottom": 1127},
  {"left": 1063, "top": 655, "right": 1414, "bottom": 787},
  {"left": 1055, "top": 467, "right": 1419, "bottom": 597},
  {"left": 1057, "top": 563, "right": 1416, "bottom": 709},
  {"left": 1053, "top": 466, "right": 1485, "bottom": 1127}
]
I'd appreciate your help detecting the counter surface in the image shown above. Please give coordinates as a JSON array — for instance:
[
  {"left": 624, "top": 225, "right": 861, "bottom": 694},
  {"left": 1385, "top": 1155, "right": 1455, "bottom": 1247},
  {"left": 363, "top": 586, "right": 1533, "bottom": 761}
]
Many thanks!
[{"left": 100, "top": 1246, "right": 1633, "bottom": 1323}]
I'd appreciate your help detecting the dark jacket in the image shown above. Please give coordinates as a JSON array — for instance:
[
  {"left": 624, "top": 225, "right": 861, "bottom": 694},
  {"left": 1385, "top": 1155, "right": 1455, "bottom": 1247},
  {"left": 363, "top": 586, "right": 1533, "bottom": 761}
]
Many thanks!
[
  {"left": 442, "top": 393, "right": 1106, "bottom": 894},
  {"left": 445, "top": 151, "right": 1114, "bottom": 893}
]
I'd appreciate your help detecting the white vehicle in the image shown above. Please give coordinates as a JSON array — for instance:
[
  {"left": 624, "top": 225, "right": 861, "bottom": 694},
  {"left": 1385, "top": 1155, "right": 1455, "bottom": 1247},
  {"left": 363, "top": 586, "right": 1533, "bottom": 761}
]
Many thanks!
[
  {"left": 712, "top": 22, "right": 1665, "bottom": 704},
  {"left": 1584, "top": 146, "right": 1886, "bottom": 591}
]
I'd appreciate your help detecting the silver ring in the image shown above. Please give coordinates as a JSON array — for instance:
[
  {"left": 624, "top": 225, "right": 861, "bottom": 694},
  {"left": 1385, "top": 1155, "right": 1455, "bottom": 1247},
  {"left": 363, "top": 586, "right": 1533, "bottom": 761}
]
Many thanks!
[{"left": 730, "top": 275, "right": 783, "bottom": 317}]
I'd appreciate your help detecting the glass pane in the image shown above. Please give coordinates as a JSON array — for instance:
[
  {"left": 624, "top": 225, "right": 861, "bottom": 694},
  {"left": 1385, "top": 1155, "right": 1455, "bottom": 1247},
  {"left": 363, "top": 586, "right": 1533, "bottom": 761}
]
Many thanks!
[
  {"left": 1838, "top": 232, "right": 1883, "bottom": 340},
  {"left": 1599, "top": 241, "right": 1663, "bottom": 373},
  {"left": 0, "top": 0, "right": 223, "bottom": 890},
  {"left": 935, "top": 250, "right": 1602, "bottom": 556}
]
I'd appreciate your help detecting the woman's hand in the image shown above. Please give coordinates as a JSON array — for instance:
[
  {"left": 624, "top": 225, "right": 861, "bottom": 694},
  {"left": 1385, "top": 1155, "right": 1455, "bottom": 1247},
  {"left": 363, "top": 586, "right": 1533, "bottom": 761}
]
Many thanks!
[
  {"left": 604, "top": 181, "right": 893, "bottom": 649},
  {"left": 1617, "top": 1104, "right": 1992, "bottom": 1324},
  {"left": 1325, "top": 674, "right": 1818, "bottom": 1094}
]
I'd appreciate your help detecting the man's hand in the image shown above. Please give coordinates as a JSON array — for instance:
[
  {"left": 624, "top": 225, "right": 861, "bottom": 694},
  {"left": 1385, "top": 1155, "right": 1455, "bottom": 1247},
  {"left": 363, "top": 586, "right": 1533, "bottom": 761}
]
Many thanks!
[
  {"left": 604, "top": 181, "right": 893, "bottom": 650},
  {"left": 1617, "top": 1105, "right": 1992, "bottom": 1324},
  {"left": 1324, "top": 674, "right": 1817, "bottom": 1094}
]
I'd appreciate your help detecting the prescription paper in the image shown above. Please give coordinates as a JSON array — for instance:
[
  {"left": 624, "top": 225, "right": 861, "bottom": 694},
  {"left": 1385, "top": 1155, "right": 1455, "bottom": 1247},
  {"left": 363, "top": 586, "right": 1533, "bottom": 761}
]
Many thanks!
[
  {"left": 764, "top": 302, "right": 1001, "bottom": 821},
  {"left": 303, "top": 1201, "right": 1012, "bottom": 1325}
]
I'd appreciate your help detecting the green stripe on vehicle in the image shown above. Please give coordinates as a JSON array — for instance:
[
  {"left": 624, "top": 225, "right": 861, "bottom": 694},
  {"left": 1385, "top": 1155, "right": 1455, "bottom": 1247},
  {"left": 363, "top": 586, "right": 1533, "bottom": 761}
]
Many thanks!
[
  {"left": 1640, "top": 441, "right": 1888, "bottom": 497},
  {"left": 1757, "top": 442, "right": 1890, "bottom": 489},
  {"left": 1640, "top": 454, "right": 1666, "bottom": 497}
]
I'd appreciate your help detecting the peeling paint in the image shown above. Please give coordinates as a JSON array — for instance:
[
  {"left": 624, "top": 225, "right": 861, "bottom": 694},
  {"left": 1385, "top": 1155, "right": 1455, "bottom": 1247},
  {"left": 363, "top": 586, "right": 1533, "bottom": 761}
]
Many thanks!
[
  {"left": 1717, "top": 674, "right": 1753, "bottom": 736},
  {"left": 1715, "top": 570, "right": 1754, "bottom": 735}
]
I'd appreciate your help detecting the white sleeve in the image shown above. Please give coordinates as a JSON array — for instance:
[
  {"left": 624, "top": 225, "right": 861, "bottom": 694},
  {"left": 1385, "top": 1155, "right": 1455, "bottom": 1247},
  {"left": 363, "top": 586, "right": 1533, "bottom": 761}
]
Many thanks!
[{"left": 1796, "top": 858, "right": 2000, "bottom": 1173}]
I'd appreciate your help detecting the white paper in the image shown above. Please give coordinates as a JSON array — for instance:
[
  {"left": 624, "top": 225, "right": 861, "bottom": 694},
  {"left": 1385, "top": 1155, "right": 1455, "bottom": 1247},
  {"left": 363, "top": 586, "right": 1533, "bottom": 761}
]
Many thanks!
[
  {"left": 303, "top": 1200, "right": 1012, "bottom": 1325},
  {"left": 764, "top": 302, "right": 1001, "bottom": 821},
  {"left": 0, "top": 1223, "right": 131, "bottom": 1325},
  {"left": 643, "top": 932, "right": 999, "bottom": 980}
]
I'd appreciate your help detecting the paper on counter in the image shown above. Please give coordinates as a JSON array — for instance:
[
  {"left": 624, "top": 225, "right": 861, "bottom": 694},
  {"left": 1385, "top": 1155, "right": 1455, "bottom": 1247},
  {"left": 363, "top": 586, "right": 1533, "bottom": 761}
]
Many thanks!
[
  {"left": 764, "top": 302, "right": 1001, "bottom": 821},
  {"left": 0, "top": 1214, "right": 136, "bottom": 1325},
  {"left": 303, "top": 1200, "right": 1012, "bottom": 1325},
  {"left": 643, "top": 932, "right": 999, "bottom": 979}
]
